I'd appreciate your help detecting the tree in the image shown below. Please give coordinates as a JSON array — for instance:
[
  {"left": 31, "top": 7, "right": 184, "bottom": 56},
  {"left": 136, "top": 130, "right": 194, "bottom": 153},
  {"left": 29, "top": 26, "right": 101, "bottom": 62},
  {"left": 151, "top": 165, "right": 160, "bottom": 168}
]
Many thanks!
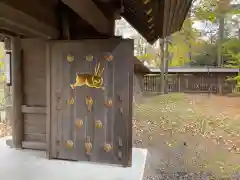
[
  {"left": 168, "top": 17, "right": 202, "bottom": 67},
  {"left": 223, "top": 38, "right": 240, "bottom": 89}
]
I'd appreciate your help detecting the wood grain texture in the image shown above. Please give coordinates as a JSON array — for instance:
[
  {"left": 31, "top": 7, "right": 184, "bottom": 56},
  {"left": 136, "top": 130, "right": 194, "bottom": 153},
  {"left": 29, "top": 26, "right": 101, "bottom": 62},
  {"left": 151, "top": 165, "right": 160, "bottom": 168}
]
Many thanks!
[
  {"left": 20, "top": 39, "right": 48, "bottom": 147},
  {"left": 49, "top": 38, "right": 133, "bottom": 166},
  {"left": 11, "top": 37, "right": 24, "bottom": 148},
  {"left": 0, "top": 2, "right": 59, "bottom": 38},
  {"left": 22, "top": 141, "right": 46, "bottom": 150},
  {"left": 62, "top": 0, "right": 111, "bottom": 34},
  {"left": 22, "top": 39, "right": 47, "bottom": 106},
  {"left": 21, "top": 106, "right": 46, "bottom": 114}
]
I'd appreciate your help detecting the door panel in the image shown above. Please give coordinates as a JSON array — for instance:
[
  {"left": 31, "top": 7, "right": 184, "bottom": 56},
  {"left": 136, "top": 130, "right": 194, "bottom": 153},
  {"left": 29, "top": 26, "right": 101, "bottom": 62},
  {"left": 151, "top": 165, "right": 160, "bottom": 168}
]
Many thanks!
[{"left": 49, "top": 39, "right": 133, "bottom": 166}]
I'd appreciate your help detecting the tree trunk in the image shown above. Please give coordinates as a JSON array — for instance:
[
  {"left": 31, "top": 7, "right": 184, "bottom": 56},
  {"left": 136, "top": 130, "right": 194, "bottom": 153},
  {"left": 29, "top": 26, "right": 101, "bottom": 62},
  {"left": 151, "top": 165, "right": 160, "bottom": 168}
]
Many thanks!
[
  {"left": 217, "top": 15, "right": 225, "bottom": 94},
  {"left": 164, "top": 37, "right": 170, "bottom": 94},
  {"left": 238, "top": 28, "right": 240, "bottom": 40},
  {"left": 159, "top": 39, "right": 165, "bottom": 94}
]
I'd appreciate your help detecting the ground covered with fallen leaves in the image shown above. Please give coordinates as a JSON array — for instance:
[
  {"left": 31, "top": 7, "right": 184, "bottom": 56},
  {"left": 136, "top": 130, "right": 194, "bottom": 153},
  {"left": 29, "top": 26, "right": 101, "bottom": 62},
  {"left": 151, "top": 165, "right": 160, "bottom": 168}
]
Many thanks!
[
  {"left": 0, "top": 122, "right": 11, "bottom": 138},
  {"left": 133, "top": 93, "right": 240, "bottom": 180}
]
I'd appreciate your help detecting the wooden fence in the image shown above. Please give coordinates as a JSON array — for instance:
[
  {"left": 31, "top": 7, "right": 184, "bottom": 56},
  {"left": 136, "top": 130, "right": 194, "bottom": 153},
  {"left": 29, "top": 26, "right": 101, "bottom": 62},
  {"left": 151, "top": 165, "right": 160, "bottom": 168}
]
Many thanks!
[{"left": 144, "top": 73, "right": 237, "bottom": 94}]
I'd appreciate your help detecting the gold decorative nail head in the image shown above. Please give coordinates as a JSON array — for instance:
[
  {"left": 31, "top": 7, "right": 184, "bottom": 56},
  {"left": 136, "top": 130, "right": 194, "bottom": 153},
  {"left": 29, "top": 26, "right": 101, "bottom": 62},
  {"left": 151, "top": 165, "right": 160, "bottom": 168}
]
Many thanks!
[
  {"left": 66, "top": 140, "right": 74, "bottom": 149},
  {"left": 104, "top": 144, "right": 112, "bottom": 152},
  {"left": 76, "top": 119, "right": 84, "bottom": 128},
  {"left": 104, "top": 54, "right": 113, "bottom": 61},
  {"left": 95, "top": 120, "right": 103, "bottom": 128},
  {"left": 85, "top": 136, "right": 92, "bottom": 154},
  {"left": 104, "top": 99, "right": 113, "bottom": 108},
  {"left": 85, "top": 96, "right": 93, "bottom": 112},
  {"left": 85, "top": 142, "right": 93, "bottom": 154},
  {"left": 86, "top": 55, "right": 93, "bottom": 61},
  {"left": 67, "top": 97, "right": 75, "bottom": 104},
  {"left": 67, "top": 54, "right": 74, "bottom": 62}
]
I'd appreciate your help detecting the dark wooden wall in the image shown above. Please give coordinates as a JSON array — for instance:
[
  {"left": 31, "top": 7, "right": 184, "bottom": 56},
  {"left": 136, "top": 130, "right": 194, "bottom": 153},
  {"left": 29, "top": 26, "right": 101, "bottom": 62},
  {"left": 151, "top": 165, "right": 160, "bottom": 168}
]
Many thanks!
[
  {"left": 1, "top": 0, "right": 58, "bottom": 27},
  {"left": 21, "top": 39, "right": 47, "bottom": 150},
  {"left": 144, "top": 72, "right": 238, "bottom": 94},
  {"left": 18, "top": 38, "right": 137, "bottom": 152}
]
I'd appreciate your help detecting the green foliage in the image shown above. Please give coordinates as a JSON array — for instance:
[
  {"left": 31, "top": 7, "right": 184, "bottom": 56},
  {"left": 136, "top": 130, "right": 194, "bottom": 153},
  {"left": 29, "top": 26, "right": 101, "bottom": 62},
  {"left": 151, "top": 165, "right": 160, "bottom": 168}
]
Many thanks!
[
  {"left": 137, "top": 53, "right": 160, "bottom": 67},
  {"left": 0, "top": 43, "right": 5, "bottom": 59},
  {"left": 223, "top": 38, "right": 240, "bottom": 86},
  {"left": 137, "top": 53, "right": 154, "bottom": 62},
  {"left": 190, "top": 43, "right": 218, "bottom": 66},
  {"left": 194, "top": 0, "right": 218, "bottom": 22},
  {"left": 169, "top": 18, "right": 204, "bottom": 67},
  {"left": 190, "top": 38, "right": 240, "bottom": 67}
]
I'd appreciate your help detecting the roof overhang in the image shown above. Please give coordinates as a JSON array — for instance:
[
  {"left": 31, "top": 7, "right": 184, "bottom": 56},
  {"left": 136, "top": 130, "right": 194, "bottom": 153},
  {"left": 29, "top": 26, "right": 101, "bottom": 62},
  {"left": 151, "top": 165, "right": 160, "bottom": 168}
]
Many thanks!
[
  {"left": 133, "top": 56, "right": 150, "bottom": 74},
  {"left": 122, "top": 0, "right": 193, "bottom": 44},
  {"left": 150, "top": 67, "right": 240, "bottom": 73}
]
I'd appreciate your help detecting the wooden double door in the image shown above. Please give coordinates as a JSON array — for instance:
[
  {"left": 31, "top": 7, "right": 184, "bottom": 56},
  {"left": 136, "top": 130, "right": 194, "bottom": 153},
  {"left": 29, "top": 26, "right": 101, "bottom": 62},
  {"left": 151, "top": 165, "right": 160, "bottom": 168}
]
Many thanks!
[{"left": 49, "top": 39, "right": 133, "bottom": 166}]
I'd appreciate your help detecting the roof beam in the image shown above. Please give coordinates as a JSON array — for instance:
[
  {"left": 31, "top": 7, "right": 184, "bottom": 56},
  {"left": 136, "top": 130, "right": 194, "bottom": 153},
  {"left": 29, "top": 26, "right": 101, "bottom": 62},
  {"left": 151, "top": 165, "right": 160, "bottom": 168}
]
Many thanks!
[
  {"left": 0, "top": 2, "right": 59, "bottom": 39},
  {"left": 62, "top": 0, "right": 112, "bottom": 34}
]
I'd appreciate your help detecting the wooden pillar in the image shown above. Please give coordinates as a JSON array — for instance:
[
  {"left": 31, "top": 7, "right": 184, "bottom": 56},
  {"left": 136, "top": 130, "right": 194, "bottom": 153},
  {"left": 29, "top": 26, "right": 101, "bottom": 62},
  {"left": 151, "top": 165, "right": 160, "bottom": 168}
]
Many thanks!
[
  {"left": 11, "top": 37, "right": 23, "bottom": 148},
  {"left": 178, "top": 74, "right": 181, "bottom": 92}
]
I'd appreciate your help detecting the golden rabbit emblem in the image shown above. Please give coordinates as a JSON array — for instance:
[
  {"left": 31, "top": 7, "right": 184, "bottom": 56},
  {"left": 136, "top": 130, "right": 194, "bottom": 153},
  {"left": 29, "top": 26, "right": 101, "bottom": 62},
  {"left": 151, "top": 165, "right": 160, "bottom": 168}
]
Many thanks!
[{"left": 70, "top": 62, "right": 104, "bottom": 89}]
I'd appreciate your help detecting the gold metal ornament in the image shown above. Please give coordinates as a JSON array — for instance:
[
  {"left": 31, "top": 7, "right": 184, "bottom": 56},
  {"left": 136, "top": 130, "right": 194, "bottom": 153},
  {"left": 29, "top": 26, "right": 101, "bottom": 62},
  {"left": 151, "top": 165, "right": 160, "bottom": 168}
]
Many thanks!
[
  {"left": 104, "top": 54, "right": 113, "bottom": 61},
  {"left": 67, "top": 54, "right": 74, "bottom": 62},
  {"left": 66, "top": 140, "right": 74, "bottom": 149},
  {"left": 85, "top": 136, "right": 92, "bottom": 154},
  {"left": 148, "top": 17, "right": 153, "bottom": 23},
  {"left": 75, "top": 119, "right": 84, "bottom": 128},
  {"left": 85, "top": 55, "right": 93, "bottom": 62},
  {"left": 70, "top": 62, "right": 104, "bottom": 89},
  {"left": 67, "top": 97, "right": 74, "bottom": 105},
  {"left": 104, "top": 99, "right": 113, "bottom": 108},
  {"left": 104, "top": 144, "right": 112, "bottom": 152},
  {"left": 145, "top": 8, "right": 152, "bottom": 15},
  {"left": 85, "top": 96, "right": 93, "bottom": 112},
  {"left": 95, "top": 120, "right": 103, "bottom": 128},
  {"left": 143, "top": 0, "right": 151, "bottom": 4}
]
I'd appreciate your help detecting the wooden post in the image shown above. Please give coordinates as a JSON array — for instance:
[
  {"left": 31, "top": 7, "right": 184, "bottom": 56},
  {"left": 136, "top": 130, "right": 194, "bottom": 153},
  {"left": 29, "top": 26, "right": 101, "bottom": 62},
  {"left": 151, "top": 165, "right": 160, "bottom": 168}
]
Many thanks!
[
  {"left": 46, "top": 43, "right": 52, "bottom": 158},
  {"left": 4, "top": 38, "right": 12, "bottom": 125},
  {"left": 159, "top": 39, "right": 165, "bottom": 94},
  {"left": 178, "top": 74, "right": 181, "bottom": 92},
  {"left": 11, "top": 37, "right": 23, "bottom": 148}
]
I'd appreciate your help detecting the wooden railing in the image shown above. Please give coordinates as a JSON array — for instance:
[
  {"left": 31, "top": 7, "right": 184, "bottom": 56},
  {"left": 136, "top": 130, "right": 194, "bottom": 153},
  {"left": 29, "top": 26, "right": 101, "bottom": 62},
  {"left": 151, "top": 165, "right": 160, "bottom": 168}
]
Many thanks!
[{"left": 144, "top": 74, "right": 236, "bottom": 94}]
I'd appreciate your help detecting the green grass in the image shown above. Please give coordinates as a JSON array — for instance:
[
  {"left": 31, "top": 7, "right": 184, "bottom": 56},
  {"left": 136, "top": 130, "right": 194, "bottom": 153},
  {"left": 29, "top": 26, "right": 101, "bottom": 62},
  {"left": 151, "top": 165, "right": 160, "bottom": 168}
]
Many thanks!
[{"left": 134, "top": 93, "right": 240, "bottom": 178}]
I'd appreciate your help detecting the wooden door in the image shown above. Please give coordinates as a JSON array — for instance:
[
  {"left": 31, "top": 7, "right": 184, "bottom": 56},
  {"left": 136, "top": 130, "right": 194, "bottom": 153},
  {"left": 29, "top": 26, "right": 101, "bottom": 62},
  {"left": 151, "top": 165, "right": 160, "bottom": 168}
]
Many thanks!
[{"left": 49, "top": 39, "right": 133, "bottom": 167}]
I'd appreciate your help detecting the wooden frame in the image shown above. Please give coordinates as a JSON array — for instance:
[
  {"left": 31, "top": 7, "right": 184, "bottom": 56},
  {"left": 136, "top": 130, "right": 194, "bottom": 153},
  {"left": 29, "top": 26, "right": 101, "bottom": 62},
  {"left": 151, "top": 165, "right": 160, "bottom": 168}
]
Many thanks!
[
  {"left": 11, "top": 37, "right": 24, "bottom": 148},
  {"left": 5, "top": 51, "right": 12, "bottom": 86},
  {"left": 62, "top": 0, "right": 112, "bottom": 34},
  {"left": 0, "top": 2, "right": 59, "bottom": 39},
  {"left": 46, "top": 42, "right": 52, "bottom": 158}
]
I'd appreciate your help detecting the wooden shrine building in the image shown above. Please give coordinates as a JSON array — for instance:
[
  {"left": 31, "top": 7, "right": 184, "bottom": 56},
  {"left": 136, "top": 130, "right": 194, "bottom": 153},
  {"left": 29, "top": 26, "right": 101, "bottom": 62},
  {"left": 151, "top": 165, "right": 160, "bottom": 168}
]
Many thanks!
[{"left": 0, "top": 0, "right": 193, "bottom": 167}]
